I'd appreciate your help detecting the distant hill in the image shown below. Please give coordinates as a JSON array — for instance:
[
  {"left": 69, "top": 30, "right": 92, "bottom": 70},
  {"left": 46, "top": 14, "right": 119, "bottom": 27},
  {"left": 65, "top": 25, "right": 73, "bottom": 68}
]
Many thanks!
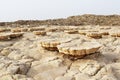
[{"left": 0, "top": 14, "right": 120, "bottom": 27}]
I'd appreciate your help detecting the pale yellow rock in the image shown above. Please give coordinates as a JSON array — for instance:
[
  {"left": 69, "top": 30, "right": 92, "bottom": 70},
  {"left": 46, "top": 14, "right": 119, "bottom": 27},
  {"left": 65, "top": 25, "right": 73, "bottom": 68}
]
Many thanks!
[
  {"left": 86, "top": 32, "right": 102, "bottom": 39},
  {"left": 21, "top": 28, "right": 28, "bottom": 32},
  {"left": 64, "top": 67, "right": 80, "bottom": 77},
  {"left": 91, "top": 65, "right": 117, "bottom": 80},
  {"left": 0, "top": 75, "right": 14, "bottom": 80},
  {"left": 40, "top": 39, "right": 60, "bottom": 50},
  {"left": 13, "top": 74, "right": 34, "bottom": 80},
  {"left": 28, "top": 27, "right": 45, "bottom": 31},
  {"left": 75, "top": 73, "right": 91, "bottom": 80},
  {"left": 33, "top": 31, "right": 46, "bottom": 35},
  {"left": 27, "top": 59, "right": 63, "bottom": 77},
  {"left": 40, "top": 33, "right": 78, "bottom": 50},
  {"left": 79, "top": 60, "right": 101, "bottom": 76},
  {"left": 78, "top": 30, "right": 87, "bottom": 35},
  {"left": 99, "top": 30, "right": 109, "bottom": 35},
  {"left": 0, "top": 28, "right": 10, "bottom": 32},
  {"left": 0, "top": 28, "right": 6, "bottom": 32},
  {"left": 0, "top": 47, "right": 12, "bottom": 56},
  {"left": 45, "top": 28, "right": 57, "bottom": 32},
  {"left": 57, "top": 39, "right": 101, "bottom": 56},
  {"left": 27, "top": 63, "right": 53, "bottom": 77},
  {"left": 0, "top": 34, "right": 10, "bottom": 40},
  {"left": 9, "top": 32, "right": 24, "bottom": 38},
  {"left": 64, "top": 30, "right": 78, "bottom": 34},
  {"left": 7, "top": 62, "right": 31, "bottom": 75},
  {"left": 8, "top": 51, "right": 23, "bottom": 60},
  {"left": 34, "top": 67, "right": 67, "bottom": 80},
  {"left": 110, "top": 30, "right": 120, "bottom": 37},
  {"left": 87, "top": 30, "right": 99, "bottom": 33},
  {"left": 70, "top": 59, "right": 102, "bottom": 77},
  {"left": 0, "top": 25, "right": 120, "bottom": 80},
  {"left": 78, "top": 29, "right": 99, "bottom": 36},
  {"left": 55, "top": 76, "right": 73, "bottom": 80},
  {"left": 11, "top": 28, "right": 22, "bottom": 32},
  {"left": 0, "top": 32, "right": 24, "bottom": 40}
]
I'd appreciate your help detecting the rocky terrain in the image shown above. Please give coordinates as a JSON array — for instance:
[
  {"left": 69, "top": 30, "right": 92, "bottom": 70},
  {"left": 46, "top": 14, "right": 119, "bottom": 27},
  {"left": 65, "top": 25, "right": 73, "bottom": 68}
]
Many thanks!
[
  {"left": 1, "top": 14, "right": 120, "bottom": 27},
  {"left": 0, "top": 25, "right": 120, "bottom": 80}
]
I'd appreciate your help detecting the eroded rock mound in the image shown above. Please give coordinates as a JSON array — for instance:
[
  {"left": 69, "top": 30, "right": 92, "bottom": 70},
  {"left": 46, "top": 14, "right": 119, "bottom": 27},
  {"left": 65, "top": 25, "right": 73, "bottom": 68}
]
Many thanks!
[
  {"left": 86, "top": 32, "right": 102, "bottom": 39},
  {"left": 40, "top": 32, "right": 80, "bottom": 50},
  {"left": 0, "top": 28, "right": 10, "bottom": 32},
  {"left": 110, "top": 30, "right": 120, "bottom": 37},
  {"left": 28, "top": 27, "right": 45, "bottom": 32},
  {"left": 57, "top": 39, "right": 101, "bottom": 56},
  {"left": 64, "top": 30, "right": 78, "bottom": 34},
  {"left": 33, "top": 31, "right": 46, "bottom": 36},
  {"left": 0, "top": 32, "right": 24, "bottom": 41}
]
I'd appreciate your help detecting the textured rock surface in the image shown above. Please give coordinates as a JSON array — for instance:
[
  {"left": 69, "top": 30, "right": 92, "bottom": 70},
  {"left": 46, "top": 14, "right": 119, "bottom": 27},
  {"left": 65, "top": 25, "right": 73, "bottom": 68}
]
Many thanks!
[
  {"left": 1, "top": 14, "right": 120, "bottom": 26},
  {"left": 40, "top": 32, "right": 80, "bottom": 50},
  {"left": 33, "top": 31, "right": 46, "bottom": 35},
  {"left": 0, "top": 32, "right": 24, "bottom": 41},
  {"left": 0, "top": 25, "right": 119, "bottom": 80},
  {"left": 57, "top": 39, "right": 101, "bottom": 56}
]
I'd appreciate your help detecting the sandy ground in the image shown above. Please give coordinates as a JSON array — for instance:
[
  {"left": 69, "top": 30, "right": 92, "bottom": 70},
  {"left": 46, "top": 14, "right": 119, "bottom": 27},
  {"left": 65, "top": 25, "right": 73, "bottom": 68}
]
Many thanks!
[{"left": 0, "top": 25, "right": 120, "bottom": 80}]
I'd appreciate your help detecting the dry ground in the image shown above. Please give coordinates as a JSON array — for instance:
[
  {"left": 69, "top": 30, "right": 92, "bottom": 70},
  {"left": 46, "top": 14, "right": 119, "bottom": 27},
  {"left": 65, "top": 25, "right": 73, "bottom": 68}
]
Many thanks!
[{"left": 0, "top": 25, "right": 120, "bottom": 80}]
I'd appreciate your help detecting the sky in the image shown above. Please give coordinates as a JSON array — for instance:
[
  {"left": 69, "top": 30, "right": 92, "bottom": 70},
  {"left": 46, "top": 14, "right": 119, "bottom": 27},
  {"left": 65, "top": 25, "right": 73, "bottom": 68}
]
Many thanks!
[{"left": 0, "top": 0, "right": 120, "bottom": 22}]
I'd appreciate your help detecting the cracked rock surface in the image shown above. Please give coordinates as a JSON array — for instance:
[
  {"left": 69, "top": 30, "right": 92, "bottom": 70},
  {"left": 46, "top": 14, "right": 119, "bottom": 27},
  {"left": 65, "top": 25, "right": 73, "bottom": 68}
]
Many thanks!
[{"left": 0, "top": 25, "right": 119, "bottom": 80}]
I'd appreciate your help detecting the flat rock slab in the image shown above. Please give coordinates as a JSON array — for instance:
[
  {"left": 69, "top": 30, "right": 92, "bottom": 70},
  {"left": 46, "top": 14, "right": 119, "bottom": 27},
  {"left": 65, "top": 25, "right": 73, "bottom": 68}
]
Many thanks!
[
  {"left": 40, "top": 32, "right": 81, "bottom": 50},
  {"left": 33, "top": 31, "right": 46, "bottom": 35},
  {"left": 57, "top": 39, "right": 101, "bottom": 56},
  {"left": 0, "top": 32, "right": 24, "bottom": 41}
]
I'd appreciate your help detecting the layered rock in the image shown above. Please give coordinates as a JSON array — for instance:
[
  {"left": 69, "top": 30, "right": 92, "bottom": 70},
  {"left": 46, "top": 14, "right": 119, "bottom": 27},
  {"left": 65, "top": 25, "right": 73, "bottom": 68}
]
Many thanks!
[
  {"left": 57, "top": 39, "right": 101, "bottom": 56},
  {"left": 0, "top": 32, "right": 24, "bottom": 41}
]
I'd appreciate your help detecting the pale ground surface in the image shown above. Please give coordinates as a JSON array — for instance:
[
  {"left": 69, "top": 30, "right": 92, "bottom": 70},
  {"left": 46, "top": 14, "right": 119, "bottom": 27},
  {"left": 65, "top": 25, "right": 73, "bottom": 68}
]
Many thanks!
[{"left": 0, "top": 25, "right": 120, "bottom": 80}]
